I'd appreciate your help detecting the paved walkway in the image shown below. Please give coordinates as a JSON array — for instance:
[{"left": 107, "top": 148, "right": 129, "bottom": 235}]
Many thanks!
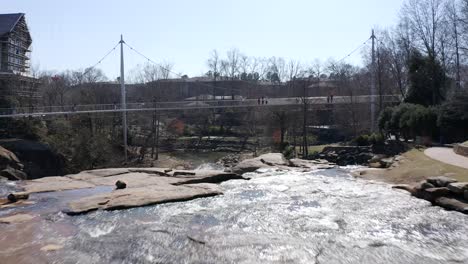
[{"left": 424, "top": 147, "right": 468, "bottom": 169}]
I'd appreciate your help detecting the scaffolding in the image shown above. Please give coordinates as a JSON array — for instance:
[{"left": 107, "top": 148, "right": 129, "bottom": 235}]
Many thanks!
[{"left": 0, "top": 15, "right": 32, "bottom": 74}]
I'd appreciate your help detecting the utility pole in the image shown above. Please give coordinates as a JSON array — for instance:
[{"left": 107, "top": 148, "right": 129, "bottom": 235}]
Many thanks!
[
  {"left": 120, "top": 35, "right": 128, "bottom": 162},
  {"left": 370, "top": 29, "right": 377, "bottom": 133}
]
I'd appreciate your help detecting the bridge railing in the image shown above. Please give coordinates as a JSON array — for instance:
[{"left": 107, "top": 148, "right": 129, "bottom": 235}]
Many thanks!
[{"left": 0, "top": 95, "right": 402, "bottom": 117}]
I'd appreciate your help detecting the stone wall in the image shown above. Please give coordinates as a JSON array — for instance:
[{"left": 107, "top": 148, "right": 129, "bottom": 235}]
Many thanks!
[{"left": 454, "top": 144, "right": 468, "bottom": 157}]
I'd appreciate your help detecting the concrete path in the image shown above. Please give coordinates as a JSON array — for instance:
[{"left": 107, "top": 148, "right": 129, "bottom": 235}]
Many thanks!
[{"left": 424, "top": 147, "right": 468, "bottom": 170}]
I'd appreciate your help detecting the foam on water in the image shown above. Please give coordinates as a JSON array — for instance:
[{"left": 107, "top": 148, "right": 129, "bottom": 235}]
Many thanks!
[{"left": 1, "top": 168, "right": 468, "bottom": 263}]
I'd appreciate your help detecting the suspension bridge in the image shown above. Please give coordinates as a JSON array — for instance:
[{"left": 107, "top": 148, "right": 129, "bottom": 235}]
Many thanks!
[
  {"left": 0, "top": 95, "right": 399, "bottom": 118},
  {"left": 3, "top": 33, "right": 395, "bottom": 161}
]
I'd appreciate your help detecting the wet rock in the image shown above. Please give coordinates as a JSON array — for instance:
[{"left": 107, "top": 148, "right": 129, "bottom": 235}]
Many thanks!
[
  {"left": 368, "top": 154, "right": 387, "bottom": 164},
  {"left": 380, "top": 158, "right": 395, "bottom": 168},
  {"left": 289, "top": 159, "right": 335, "bottom": 170},
  {"left": 0, "top": 139, "right": 65, "bottom": 179},
  {"left": 217, "top": 154, "right": 240, "bottom": 168},
  {"left": 420, "top": 182, "right": 436, "bottom": 190},
  {"left": 369, "top": 162, "right": 385, "bottom": 169},
  {"left": 6, "top": 167, "right": 248, "bottom": 215},
  {"left": 0, "top": 167, "right": 28, "bottom": 181},
  {"left": 465, "top": 190, "right": 468, "bottom": 200},
  {"left": 173, "top": 171, "right": 196, "bottom": 176},
  {"left": 435, "top": 197, "right": 468, "bottom": 214},
  {"left": 415, "top": 187, "right": 451, "bottom": 202},
  {"left": 128, "top": 168, "right": 171, "bottom": 176},
  {"left": 0, "top": 213, "right": 34, "bottom": 224},
  {"left": 40, "top": 244, "right": 63, "bottom": 252},
  {"left": 427, "top": 176, "right": 457, "bottom": 188},
  {"left": 392, "top": 185, "right": 415, "bottom": 194},
  {"left": 233, "top": 153, "right": 289, "bottom": 174},
  {"left": 66, "top": 183, "right": 222, "bottom": 215},
  {"left": 21, "top": 176, "right": 96, "bottom": 194},
  {"left": 259, "top": 153, "right": 290, "bottom": 166},
  {"left": 171, "top": 170, "right": 245, "bottom": 185},
  {"left": 0, "top": 146, "right": 23, "bottom": 171},
  {"left": 447, "top": 182, "right": 468, "bottom": 195},
  {"left": 7, "top": 192, "right": 29, "bottom": 203},
  {"left": 68, "top": 168, "right": 131, "bottom": 180},
  {"left": 315, "top": 146, "right": 374, "bottom": 166},
  {"left": 115, "top": 180, "right": 127, "bottom": 190}
]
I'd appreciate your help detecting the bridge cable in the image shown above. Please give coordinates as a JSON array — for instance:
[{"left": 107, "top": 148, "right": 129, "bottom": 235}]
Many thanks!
[{"left": 82, "top": 42, "right": 120, "bottom": 77}]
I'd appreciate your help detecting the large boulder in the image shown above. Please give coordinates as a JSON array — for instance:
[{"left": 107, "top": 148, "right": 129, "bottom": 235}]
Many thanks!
[
  {"left": 289, "top": 159, "right": 335, "bottom": 170},
  {"left": 0, "top": 146, "right": 23, "bottom": 171},
  {"left": 233, "top": 153, "right": 289, "bottom": 174},
  {"left": 427, "top": 176, "right": 458, "bottom": 188},
  {"left": 0, "top": 167, "right": 28, "bottom": 181},
  {"left": 316, "top": 146, "right": 373, "bottom": 166},
  {"left": 447, "top": 182, "right": 468, "bottom": 195},
  {"left": 0, "top": 139, "right": 65, "bottom": 179},
  {"left": 420, "top": 182, "right": 436, "bottom": 190},
  {"left": 414, "top": 187, "right": 451, "bottom": 202},
  {"left": 435, "top": 197, "right": 468, "bottom": 214}
]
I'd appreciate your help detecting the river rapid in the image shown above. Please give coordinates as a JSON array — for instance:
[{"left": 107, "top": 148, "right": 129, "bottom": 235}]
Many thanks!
[{"left": 1, "top": 167, "right": 467, "bottom": 264}]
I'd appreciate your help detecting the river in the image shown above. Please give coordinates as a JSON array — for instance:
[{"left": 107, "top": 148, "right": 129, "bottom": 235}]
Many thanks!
[{"left": 1, "top": 167, "right": 467, "bottom": 263}]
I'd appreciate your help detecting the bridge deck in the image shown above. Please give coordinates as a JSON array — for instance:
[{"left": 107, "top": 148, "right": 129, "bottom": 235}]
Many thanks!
[{"left": 0, "top": 95, "right": 400, "bottom": 118}]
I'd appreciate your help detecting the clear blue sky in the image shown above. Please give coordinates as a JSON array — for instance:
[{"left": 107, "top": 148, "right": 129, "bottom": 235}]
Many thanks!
[{"left": 3, "top": 0, "right": 405, "bottom": 80}]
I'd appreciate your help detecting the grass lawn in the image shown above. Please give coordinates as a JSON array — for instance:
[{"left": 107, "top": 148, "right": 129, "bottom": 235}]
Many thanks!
[
  {"left": 295, "top": 144, "right": 338, "bottom": 155},
  {"left": 359, "top": 148, "right": 468, "bottom": 184}
]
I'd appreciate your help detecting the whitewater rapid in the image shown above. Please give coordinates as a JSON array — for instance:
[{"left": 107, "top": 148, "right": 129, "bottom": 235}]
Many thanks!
[{"left": 1, "top": 168, "right": 468, "bottom": 263}]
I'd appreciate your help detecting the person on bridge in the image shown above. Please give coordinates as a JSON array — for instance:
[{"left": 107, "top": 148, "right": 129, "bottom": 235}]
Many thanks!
[
  {"left": 330, "top": 92, "right": 334, "bottom": 103},
  {"left": 258, "top": 98, "right": 261, "bottom": 105}
]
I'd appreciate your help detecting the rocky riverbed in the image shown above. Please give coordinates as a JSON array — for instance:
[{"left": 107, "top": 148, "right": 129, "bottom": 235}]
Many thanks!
[{"left": 0, "top": 154, "right": 467, "bottom": 263}]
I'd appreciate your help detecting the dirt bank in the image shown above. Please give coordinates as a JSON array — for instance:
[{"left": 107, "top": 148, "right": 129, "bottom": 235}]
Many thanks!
[{"left": 355, "top": 148, "right": 468, "bottom": 185}]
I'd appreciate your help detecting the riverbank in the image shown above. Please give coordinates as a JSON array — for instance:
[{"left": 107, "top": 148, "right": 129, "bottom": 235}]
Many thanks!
[
  {"left": 0, "top": 160, "right": 467, "bottom": 263},
  {"left": 354, "top": 148, "right": 468, "bottom": 185}
]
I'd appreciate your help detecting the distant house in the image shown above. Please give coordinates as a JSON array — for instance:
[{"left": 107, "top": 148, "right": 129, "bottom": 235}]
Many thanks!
[
  {"left": 0, "top": 13, "right": 40, "bottom": 109},
  {"left": 0, "top": 13, "right": 32, "bottom": 74}
]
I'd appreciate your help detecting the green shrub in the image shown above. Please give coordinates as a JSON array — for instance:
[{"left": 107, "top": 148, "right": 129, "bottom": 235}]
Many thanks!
[
  {"left": 378, "top": 103, "right": 438, "bottom": 140},
  {"left": 438, "top": 91, "right": 468, "bottom": 143},
  {"left": 354, "top": 133, "right": 385, "bottom": 146},
  {"left": 282, "top": 144, "right": 295, "bottom": 159},
  {"left": 354, "top": 134, "right": 370, "bottom": 146},
  {"left": 369, "top": 133, "right": 385, "bottom": 145}
]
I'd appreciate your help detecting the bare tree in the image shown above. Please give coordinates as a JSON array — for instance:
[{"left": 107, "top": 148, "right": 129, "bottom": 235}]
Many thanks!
[
  {"left": 286, "top": 60, "right": 302, "bottom": 97},
  {"left": 207, "top": 50, "right": 220, "bottom": 98},
  {"left": 226, "top": 48, "right": 241, "bottom": 99},
  {"left": 401, "top": 0, "right": 448, "bottom": 104}
]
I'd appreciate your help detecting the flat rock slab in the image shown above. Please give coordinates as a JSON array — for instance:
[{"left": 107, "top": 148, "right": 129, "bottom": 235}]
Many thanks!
[
  {"left": 21, "top": 177, "right": 96, "bottom": 194},
  {"left": 233, "top": 153, "right": 291, "bottom": 174},
  {"left": 169, "top": 170, "right": 245, "bottom": 184},
  {"left": 67, "top": 183, "right": 222, "bottom": 215},
  {"left": 16, "top": 169, "right": 242, "bottom": 196},
  {"left": 290, "top": 159, "right": 336, "bottom": 170},
  {"left": 6, "top": 168, "right": 247, "bottom": 214},
  {"left": 0, "top": 213, "right": 34, "bottom": 224},
  {"left": 84, "top": 173, "right": 180, "bottom": 188}
]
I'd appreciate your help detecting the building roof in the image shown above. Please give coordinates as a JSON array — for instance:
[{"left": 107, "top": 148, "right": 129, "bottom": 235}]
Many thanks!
[{"left": 0, "top": 13, "right": 25, "bottom": 37}]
